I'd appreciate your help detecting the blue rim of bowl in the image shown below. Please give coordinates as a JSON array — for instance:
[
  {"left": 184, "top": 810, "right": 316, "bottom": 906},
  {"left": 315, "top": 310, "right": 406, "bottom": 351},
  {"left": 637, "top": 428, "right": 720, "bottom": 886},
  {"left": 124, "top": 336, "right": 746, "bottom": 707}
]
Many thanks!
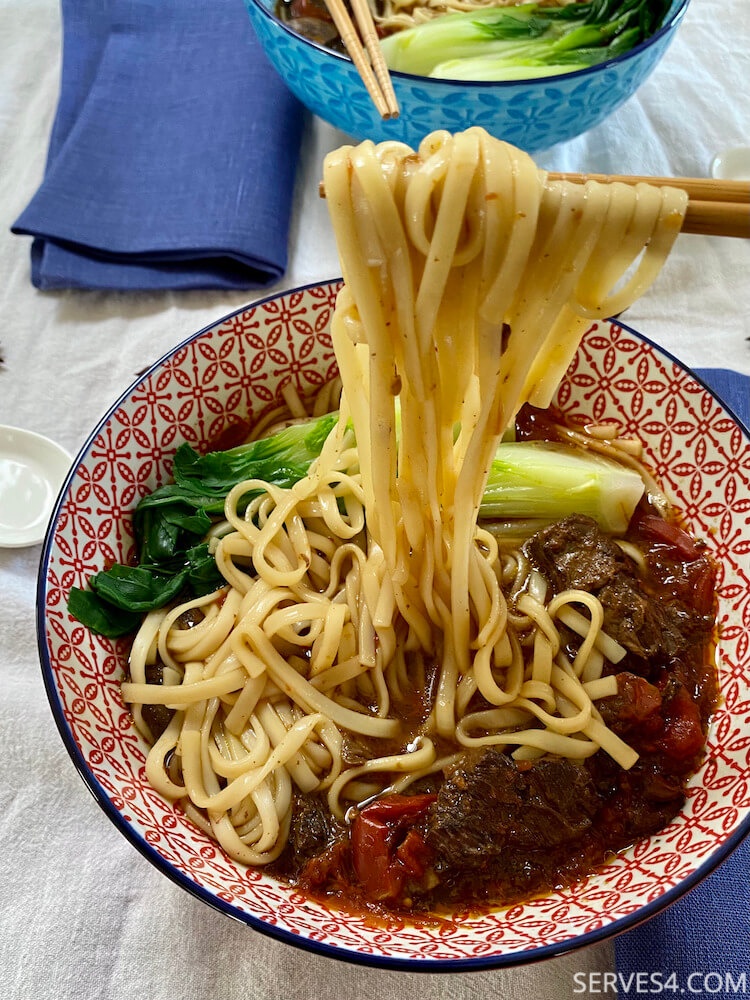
[
  {"left": 37, "top": 278, "right": 750, "bottom": 973},
  {"left": 247, "top": 0, "right": 692, "bottom": 90}
]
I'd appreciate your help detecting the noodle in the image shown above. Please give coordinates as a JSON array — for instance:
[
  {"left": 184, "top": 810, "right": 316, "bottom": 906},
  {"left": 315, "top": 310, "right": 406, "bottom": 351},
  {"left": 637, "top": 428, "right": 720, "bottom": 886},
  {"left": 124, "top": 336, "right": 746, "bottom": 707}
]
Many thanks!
[{"left": 124, "top": 128, "right": 687, "bottom": 874}]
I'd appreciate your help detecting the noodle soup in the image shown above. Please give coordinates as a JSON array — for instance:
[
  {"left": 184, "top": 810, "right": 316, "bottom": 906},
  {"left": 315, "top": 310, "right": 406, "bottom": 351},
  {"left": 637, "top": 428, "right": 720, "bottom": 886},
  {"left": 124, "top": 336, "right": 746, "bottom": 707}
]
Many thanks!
[
  {"left": 122, "top": 391, "right": 718, "bottom": 918},
  {"left": 245, "top": 0, "right": 690, "bottom": 151},
  {"left": 39, "top": 278, "right": 750, "bottom": 965},
  {"left": 60, "top": 131, "right": 728, "bottom": 924}
]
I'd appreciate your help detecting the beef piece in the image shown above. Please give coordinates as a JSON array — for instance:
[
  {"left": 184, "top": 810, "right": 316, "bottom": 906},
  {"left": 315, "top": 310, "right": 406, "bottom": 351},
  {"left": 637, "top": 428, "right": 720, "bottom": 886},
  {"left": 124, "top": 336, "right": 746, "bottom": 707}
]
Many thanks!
[
  {"left": 599, "top": 576, "right": 693, "bottom": 660},
  {"left": 174, "top": 608, "right": 205, "bottom": 629},
  {"left": 527, "top": 514, "right": 710, "bottom": 667},
  {"left": 140, "top": 662, "right": 174, "bottom": 742},
  {"left": 341, "top": 733, "right": 379, "bottom": 766},
  {"left": 525, "top": 514, "right": 628, "bottom": 592},
  {"left": 426, "top": 750, "right": 601, "bottom": 873},
  {"left": 282, "top": 792, "right": 344, "bottom": 877},
  {"left": 600, "top": 575, "right": 712, "bottom": 663}
]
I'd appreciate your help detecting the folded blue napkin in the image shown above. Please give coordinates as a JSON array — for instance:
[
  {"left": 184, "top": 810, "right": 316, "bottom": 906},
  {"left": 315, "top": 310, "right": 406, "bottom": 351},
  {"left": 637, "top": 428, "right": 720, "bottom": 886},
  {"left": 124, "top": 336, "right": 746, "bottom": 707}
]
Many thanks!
[
  {"left": 615, "top": 367, "right": 750, "bottom": 998},
  {"left": 12, "top": 0, "right": 305, "bottom": 291}
]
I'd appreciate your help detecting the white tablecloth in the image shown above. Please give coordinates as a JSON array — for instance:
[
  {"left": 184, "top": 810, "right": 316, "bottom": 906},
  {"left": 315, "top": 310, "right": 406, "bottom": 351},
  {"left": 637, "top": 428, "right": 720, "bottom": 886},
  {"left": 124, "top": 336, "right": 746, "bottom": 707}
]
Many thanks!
[{"left": 1, "top": 2, "right": 748, "bottom": 997}]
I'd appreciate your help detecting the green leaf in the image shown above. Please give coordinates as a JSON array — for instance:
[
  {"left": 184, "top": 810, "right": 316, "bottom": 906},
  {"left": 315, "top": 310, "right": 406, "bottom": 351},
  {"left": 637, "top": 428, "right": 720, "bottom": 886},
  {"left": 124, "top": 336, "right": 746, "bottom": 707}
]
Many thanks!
[
  {"left": 184, "top": 543, "right": 226, "bottom": 596},
  {"left": 67, "top": 412, "right": 343, "bottom": 635},
  {"left": 90, "top": 564, "right": 190, "bottom": 611},
  {"left": 67, "top": 587, "right": 143, "bottom": 639}
]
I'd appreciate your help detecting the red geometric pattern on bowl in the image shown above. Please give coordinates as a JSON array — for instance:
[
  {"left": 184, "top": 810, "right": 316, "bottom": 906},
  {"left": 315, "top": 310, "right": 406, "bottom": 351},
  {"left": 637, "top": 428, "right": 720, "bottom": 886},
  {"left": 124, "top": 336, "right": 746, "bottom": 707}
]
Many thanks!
[{"left": 39, "top": 279, "right": 750, "bottom": 968}]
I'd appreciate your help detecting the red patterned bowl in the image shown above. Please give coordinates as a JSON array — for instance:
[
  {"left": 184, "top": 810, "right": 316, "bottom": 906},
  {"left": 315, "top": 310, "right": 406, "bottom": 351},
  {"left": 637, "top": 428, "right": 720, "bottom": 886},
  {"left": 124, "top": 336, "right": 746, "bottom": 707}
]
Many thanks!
[{"left": 38, "top": 279, "right": 750, "bottom": 969}]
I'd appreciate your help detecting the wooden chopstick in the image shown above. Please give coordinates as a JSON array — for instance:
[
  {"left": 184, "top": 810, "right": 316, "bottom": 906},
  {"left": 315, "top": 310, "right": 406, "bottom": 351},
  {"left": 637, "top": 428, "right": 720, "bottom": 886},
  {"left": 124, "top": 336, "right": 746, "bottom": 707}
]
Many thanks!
[
  {"left": 324, "top": 0, "right": 399, "bottom": 119},
  {"left": 547, "top": 172, "right": 750, "bottom": 239},
  {"left": 547, "top": 172, "right": 749, "bottom": 204},
  {"left": 350, "top": 0, "right": 399, "bottom": 118},
  {"left": 679, "top": 199, "right": 750, "bottom": 239}
]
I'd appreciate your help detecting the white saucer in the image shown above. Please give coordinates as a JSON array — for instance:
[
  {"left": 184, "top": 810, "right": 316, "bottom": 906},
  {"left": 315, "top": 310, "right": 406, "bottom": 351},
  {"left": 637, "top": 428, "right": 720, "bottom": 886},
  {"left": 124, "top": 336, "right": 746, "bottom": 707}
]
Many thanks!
[
  {"left": 0, "top": 425, "right": 72, "bottom": 548},
  {"left": 710, "top": 145, "right": 750, "bottom": 181}
]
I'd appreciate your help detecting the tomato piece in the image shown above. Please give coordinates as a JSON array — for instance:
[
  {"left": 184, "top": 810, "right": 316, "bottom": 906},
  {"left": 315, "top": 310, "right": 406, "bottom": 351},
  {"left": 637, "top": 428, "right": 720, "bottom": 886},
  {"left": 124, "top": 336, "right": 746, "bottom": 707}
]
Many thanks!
[
  {"left": 621, "top": 673, "right": 662, "bottom": 720},
  {"left": 298, "top": 837, "right": 349, "bottom": 889},
  {"left": 636, "top": 514, "right": 704, "bottom": 563},
  {"left": 616, "top": 673, "right": 663, "bottom": 733},
  {"left": 351, "top": 815, "right": 399, "bottom": 901},
  {"left": 357, "top": 793, "right": 436, "bottom": 825},
  {"left": 350, "top": 793, "right": 436, "bottom": 903},
  {"left": 686, "top": 559, "right": 718, "bottom": 616},
  {"left": 659, "top": 684, "right": 705, "bottom": 767},
  {"left": 396, "top": 827, "right": 433, "bottom": 877},
  {"left": 598, "top": 673, "right": 665, "bottom": 747}
]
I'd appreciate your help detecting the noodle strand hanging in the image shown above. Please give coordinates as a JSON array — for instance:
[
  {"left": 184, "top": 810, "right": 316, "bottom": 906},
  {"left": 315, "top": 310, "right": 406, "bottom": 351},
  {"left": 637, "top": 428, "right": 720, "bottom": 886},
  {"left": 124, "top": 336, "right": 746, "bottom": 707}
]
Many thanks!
[{"left": 122, "top": 129, "right": 695, "bottom": 903}]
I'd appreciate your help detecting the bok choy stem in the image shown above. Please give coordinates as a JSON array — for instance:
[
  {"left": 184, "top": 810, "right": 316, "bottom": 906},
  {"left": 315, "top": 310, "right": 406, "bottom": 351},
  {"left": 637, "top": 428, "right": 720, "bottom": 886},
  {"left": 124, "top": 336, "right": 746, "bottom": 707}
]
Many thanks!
[{"left": 378, "top": 0, "right": 671, "bottom": 82}]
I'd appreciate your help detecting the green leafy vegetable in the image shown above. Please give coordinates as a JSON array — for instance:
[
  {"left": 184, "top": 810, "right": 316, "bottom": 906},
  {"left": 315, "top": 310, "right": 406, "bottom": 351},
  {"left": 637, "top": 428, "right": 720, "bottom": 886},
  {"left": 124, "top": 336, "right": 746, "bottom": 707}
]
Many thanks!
[
  {"left": 67, "top": 587, "right": 143, "bottom": 639},
  {"left": 68, "top": 407, "right": 646, "bottom": 638},
  {"left": 379, "top": 0, "right": 672, "bottom": 81},
  {"left": 69, "top": 413, "right": 338, "bottom": 637},
  {"left": 134, "top": 413, "right": 339, "bottom": 564}
]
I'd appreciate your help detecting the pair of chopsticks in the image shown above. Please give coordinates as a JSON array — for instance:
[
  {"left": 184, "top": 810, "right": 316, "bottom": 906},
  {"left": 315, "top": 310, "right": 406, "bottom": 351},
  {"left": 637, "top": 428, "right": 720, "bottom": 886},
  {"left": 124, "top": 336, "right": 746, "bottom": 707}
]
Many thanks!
[
  {"left": 324, "top": 0, "right": 399, "bottom": 119},
  {"left": 547, "top": 172, "right": 750, "bottom": 239}
]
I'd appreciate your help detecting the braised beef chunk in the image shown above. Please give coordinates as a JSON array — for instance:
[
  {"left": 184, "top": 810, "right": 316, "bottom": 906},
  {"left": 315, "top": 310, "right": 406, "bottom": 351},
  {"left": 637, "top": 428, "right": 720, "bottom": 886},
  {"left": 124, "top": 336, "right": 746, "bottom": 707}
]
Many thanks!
[
  {"left": 621, "top": 771, "right": 684, "bottom": 840},
  {"left": 598, "top": 576, "right": 692, "bottom": 660},
  {"left": 526, "top": 514, "right": 712, "bottom": 667},
  {"left": 341, "top": 733, "right": 375, "bottom": 766},
  {"left": 279, "top": 792, "right": 344, "bottom": 877},
  {"left": 140, "top": 662, "right": 174, "bottom": 742},
  {"left": 426, "top": 750, "right": 601, "bottom": 874},
  {"left": 586, "top": 754, "right": 685, "bottom": 845},
  {"left": 525, "top": 514, "right": 627, "bottom": 592}
]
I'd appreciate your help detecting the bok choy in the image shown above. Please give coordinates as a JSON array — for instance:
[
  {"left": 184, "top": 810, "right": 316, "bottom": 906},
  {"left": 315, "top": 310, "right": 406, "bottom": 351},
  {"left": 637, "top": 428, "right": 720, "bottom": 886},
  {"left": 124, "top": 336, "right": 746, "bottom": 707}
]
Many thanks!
[
  {"left": 379, "top": 0, "right": 672, "bottom": 81},
  {"left": 482, "top": 441, "right": 644, "bottom": 539},
  {"left": 67, "top": 411, "right": 644, "bottom": 638}
]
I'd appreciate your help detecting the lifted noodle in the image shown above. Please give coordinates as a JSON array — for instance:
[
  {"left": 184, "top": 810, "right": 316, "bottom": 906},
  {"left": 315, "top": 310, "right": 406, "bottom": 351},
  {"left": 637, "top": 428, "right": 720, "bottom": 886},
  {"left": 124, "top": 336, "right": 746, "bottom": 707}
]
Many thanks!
[{"left": 123, "top": 128, "right": 687, "bottom": 869}]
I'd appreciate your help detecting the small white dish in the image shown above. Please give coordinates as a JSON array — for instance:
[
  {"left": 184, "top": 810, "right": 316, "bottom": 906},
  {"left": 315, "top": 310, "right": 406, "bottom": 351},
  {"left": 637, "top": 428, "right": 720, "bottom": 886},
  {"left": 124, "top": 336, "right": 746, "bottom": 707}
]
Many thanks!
[
  {"left": 0, "top": 425, "right": 72, "bottom": 548},
  {"left": 710, "top": 145, "right": 750, "bottom": 181}
]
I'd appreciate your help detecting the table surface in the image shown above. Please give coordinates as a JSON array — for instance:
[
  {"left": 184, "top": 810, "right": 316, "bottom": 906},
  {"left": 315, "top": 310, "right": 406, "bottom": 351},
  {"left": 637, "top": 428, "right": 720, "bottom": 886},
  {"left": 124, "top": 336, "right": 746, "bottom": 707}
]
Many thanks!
[{"left": 1, "top": 1, "right": 748, "bottom": 997}]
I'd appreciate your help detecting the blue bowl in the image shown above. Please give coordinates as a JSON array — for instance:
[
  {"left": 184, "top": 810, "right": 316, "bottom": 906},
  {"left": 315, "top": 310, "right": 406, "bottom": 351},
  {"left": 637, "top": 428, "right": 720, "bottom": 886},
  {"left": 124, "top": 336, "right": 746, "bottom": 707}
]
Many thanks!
[{"left": 246, "top": 0, "right": 689, "bottom": 152}]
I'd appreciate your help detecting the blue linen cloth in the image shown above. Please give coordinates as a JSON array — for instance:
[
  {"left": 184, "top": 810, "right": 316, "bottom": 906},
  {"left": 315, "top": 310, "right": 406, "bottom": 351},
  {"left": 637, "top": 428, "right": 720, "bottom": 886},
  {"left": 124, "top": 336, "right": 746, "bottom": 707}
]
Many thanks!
[
  {"left": 12, "top": 0, "right": 305, "bottom": 291},
  {"left": 615, "top": 368, "right": 750, "bottom": 999}
]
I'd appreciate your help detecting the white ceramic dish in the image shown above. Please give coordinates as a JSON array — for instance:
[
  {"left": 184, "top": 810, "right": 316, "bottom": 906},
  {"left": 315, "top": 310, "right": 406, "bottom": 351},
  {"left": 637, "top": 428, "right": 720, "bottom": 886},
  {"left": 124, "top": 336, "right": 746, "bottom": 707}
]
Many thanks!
[
  {"left": 37, "top": 280, "right": 750, "bottom": 969},
  {"left": 711, "top": 145, "right": 750, "bottom": 181},
  {"left": 0, "top": 425, "right": 71, "bottom": 548}
]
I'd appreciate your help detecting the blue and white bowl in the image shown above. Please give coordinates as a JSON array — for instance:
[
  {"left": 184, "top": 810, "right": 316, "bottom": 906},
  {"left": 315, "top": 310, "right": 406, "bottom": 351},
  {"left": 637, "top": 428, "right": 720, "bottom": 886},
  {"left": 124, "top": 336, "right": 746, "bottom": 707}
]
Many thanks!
[{"left": 245, "top": 0, "right": 690, "bottom": 152}]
